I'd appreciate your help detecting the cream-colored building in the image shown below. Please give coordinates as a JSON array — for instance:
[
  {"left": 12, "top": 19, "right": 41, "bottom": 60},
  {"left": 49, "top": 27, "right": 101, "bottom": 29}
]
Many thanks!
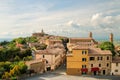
[
  {"left": 25, "top": 59, "right": 45, "bottom": 73},
  {"left": 88, "top": 48, "right": 112, "bottom": 75},
  {"left": 45, "top": 39, "right": 62, "bottom": 46},
  {"left": 35, "top": 48, "right": 66, "bottom": 71},
  {"left": 67, "top": 32, "right": 98, "bottom": 52},
  {"left": 111, "top": 57, "right": 120, "bottom": 75}
]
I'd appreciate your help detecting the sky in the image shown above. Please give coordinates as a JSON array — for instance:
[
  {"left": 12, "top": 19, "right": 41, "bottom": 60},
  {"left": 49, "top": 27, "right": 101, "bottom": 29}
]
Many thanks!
[{"left": 0, "top": 0, "right": 120, "bottom": 40}]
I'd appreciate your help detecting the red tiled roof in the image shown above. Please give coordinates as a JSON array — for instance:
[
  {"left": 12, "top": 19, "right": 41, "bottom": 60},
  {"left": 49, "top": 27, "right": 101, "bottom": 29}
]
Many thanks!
[{"left": 88, "top": 48, "right": 112, "bottom": 55}]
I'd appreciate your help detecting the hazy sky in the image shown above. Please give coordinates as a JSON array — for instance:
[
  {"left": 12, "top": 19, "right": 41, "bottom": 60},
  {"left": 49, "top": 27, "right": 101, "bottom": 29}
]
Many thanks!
[{"left": 0, "top": 0, "right": 120, "bottom": 39}]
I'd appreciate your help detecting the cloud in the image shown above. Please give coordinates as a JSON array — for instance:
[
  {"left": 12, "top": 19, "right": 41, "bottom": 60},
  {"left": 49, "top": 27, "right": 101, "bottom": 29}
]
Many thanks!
[
  {"left": 0, "top": 0, "right": 120, "bottom": 39},
  {"left": 91, "top": 13, "right": 120, "bottom": 30},
  {"left": 67, "top": 21, "right": 81, "bottom": 28}
]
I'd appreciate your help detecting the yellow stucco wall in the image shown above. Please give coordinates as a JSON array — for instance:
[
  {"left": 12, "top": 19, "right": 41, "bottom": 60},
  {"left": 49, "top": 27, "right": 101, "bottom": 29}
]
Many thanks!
[{"left": 67, "top": 49, "right": 89, "bottom": 75}]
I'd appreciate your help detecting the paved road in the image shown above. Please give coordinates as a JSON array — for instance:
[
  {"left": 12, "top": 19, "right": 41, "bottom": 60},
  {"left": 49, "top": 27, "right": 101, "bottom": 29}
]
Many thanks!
[{"left": 25, "top": 65, "right": 120, "bottom": 80}]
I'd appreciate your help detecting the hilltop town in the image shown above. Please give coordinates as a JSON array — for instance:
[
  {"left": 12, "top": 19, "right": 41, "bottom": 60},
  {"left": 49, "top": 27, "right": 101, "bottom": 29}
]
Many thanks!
[{"left": 0, "top": 30, "right": 120, "bottom": 80}]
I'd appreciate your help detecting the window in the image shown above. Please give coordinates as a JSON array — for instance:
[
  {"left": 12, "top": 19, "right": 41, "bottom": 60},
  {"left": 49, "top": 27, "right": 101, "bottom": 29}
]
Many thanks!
[
  {"left": 82, "top": 51, "right": 84, "bottom": 54},
  {"left": 99, "top": 64, "right": 101, "bottom": 67},
  {"left": 115, "top": 69, "right": 118, "bottom": 72},
  {"left": 107, "top": 63, "right": 109, "bottom": 67},
  {"left": 97, "top": 57, "right": 99, "bottom": 60},
  {"left": 46, "top": 60, "right": 48, "bottom": 64},
  {"left": 116, "top": 63, "right": 118, "bottom": 66},
  {"left": 98, "top": 57, "right": 103, "bottom": 60},
  {"left": 82, "top": 65, "right": 86, "bottom": 68},
  {"left": 90, "top": 57, "right": 95, "bottom": 61},
  {"left": 91, "top": 64, "right": 93, "bottom": 67},
  {"left": 107, "top": 56, "right": 109, "bottom": 60},
  {"left": 82, "top": 58, "right": 87, "bottom": 62},
  {"left": 82, "top": 50, "right": 87, "bottom": 55},
  {"left": 43, "top": 55, "right": 45, "bottom": 58}
]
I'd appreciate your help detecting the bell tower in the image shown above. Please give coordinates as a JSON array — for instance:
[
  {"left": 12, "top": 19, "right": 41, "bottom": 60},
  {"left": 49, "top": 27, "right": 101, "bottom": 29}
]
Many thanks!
[
  {"left": 110, "top": 33, "right": 113, "bottom": 43},
  {"left": 41, "top": 29, "right": 44, "bottom": 34},
  {"left": 89, "top": 32, "right": 92, "bottom": 38}
]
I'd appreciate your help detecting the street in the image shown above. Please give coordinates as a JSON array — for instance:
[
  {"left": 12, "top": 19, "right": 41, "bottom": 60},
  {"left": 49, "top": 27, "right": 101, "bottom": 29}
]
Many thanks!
[{"left": 25, "top": 65, "right": 120, "bottom": 80}]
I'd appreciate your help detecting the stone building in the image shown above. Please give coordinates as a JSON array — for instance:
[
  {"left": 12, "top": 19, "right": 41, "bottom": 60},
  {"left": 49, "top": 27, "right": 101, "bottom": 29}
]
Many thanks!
[
  {"left": 88, "top": 48, "right": 112, "bottom": 75},
  {"left": 66, "top": 32, "right": 112, "bottom": 75},
  {"left": 45, "top": 39, "right": 62, "bottom": 46},
  {"left": 67, "top": 32, "right": 98, "bottom": 51},
  {"left": 35, "top": 48, "right": 66, "bottom": 71},
  {"left": 110, "top": 33, "right": 113, "bottom": 43},
  {"left": 111, "top": 57, "right": 120, "bottom": 75},
  {"left": 32, "top": 29, "right": 48, "bottom": 37},
  {"left": 25, "top": 59, "right": 45, "bottom": 73},
  {"left": 66, "top": 47, "right": 112, "bottom": 75}
]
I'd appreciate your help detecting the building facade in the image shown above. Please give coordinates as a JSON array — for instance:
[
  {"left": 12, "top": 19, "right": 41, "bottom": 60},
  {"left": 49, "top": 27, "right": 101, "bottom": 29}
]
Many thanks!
[
  {"left": 25, "top": 59, "right": 45, "bottom": 73},
  {"left": 66, "top": 47, "right": 112, "bottom": 75},
  {"left": 111, "top": 57, "right": 120, "bottom": 75},
  {"left": 88, "top": 48, "right": 112, "bottom": 75},
  {"left": 67, "top": 32, "right": 98, "bottom": 52},
  {"left": 67, "top": 47, "right": 88, "bottom": 75},
  {"left": 35, "top": 48, "right": 66, "bottom": 71}
]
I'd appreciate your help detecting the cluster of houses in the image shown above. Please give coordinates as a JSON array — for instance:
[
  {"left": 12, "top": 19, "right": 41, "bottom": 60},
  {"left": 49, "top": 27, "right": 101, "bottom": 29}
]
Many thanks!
[
  {"left": 25, "top": 30, "right": 66, "bottom": 73},
  {"left": 25, "top": 30, "right": 120, "bottom": 76},
  {"left": 66, "top": 32, "right": 120, "bottom": 75}
]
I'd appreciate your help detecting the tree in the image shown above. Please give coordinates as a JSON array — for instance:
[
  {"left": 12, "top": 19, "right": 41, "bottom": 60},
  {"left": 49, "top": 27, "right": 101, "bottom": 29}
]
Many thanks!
[
  {"left": 25, "top": 37, "right": 38, "bottom": 43},
  {"left": 0, "top": 67, "right": 5, "bottom": 78},
  {"left": 14, "top": 56, "right": 20, "bottom": 61},
  {"left": 99, "top": 41, "right": 115, "bottom": 56},
  {"left": 18, "top": 61, "right": 28, "bottom": 74},
  {"left": 12, "top": 65, "right": 20, "bottom": 76},
  {"left": 0, "top": 41, "right": 9, "bottom": 46},
  {"left": 4, "top": 61, "right": 12, "bottom": 71},
  {"left": 13, "top": 37, "right": 26, "bottom": 44},
  {"left": 2, "top": 72, "right": 11, "bottom": 79}
]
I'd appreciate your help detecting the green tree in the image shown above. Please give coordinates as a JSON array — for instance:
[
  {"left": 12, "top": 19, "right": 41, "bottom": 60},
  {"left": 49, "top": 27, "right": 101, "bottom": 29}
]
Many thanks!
[
  {"left": 18, "top": 61, "right": 28, "bottom": 74},
  {"left": 99, "top": 41, "right": 115, "bottom": 56},
  {"left": 12, "top": 65, "right": 20, "bottom": 76},
  {"left": 0, "top": 67, "right": 5, "bottom": 78},
  {"left": 0, "top": 41, "right": 9, "bottom": 46},
  {"left": 25, "top": 37, "right": 38, "bottom": 43},
  {"left": 4, "top": 61, "right": 12, "bottom": 71},
  {"left": 14, "top": 56, "right": 20, "bottom": 61},
  {"left": 14, "top": 37, "right": 26, "bottom": 44}
]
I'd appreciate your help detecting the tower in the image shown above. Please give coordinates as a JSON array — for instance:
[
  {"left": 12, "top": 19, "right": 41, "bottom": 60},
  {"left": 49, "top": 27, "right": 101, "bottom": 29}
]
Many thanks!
[
  {"left": 110, "top": 33, "right": 113, "bottom": 43},
  {"left": 41, "top": 29, "right": 44, "bottom": 34},
  {"left": 89, "top": 32, "right": 92, "bottom": 38}
]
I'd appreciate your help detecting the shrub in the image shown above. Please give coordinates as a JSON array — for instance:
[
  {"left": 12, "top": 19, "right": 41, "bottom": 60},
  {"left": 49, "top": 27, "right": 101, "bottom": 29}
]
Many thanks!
[{"left": 14, "top": 56, "right": 20, "bottom": 61}]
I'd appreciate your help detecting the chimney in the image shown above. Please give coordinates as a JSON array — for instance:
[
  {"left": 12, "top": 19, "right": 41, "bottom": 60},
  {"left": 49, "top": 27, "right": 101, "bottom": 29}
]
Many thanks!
[
  {"left": 89, "top": 32, "right": 92, "bottom": 38},
  {"left": 110, "top": 33, "right": 113, "bottom": 43}
]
